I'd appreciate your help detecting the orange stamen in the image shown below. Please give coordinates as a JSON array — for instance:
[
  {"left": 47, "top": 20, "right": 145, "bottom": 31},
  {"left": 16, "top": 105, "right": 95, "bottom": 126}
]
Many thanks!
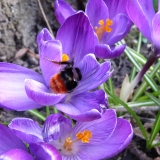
[
  {"left": 76, "top": 130, "right": 92, "bottom": 143},
  {"left": 95, "top": 19, "right": 113, "bottom": 40},
  {"left": 63, "top": 130, "right": 92, "bottom": 152}
]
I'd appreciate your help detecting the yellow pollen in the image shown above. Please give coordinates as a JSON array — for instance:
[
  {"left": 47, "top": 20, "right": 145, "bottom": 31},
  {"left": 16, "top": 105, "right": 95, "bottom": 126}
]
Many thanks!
[
  {"left": 95, "top": 18, "right": 113, "bottom": 40},
  {"left": 76, "top": 130, "right": 92, "bottom": 143},
  {"left": 62, "top": 54, "right": 69, "bottom": 62},
  {"left": 63, "top": 137, "right": 72, "bottom": 151},
  {"left": 98, "top": 20, "right": 104, "bottom": 25}
]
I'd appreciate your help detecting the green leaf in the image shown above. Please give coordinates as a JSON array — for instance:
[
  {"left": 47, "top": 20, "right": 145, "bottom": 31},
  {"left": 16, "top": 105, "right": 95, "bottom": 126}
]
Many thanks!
[
  {"left": 104, "top": 85, "right": 149, "bottom": 143},
  {"left": 153, "top": 0, "right": 158, "bottom": 11},
  {"left": 145, "top": 92, "right": 160, "bottom": 106},
  {"left": 28, "top": 110, "right": 46, "bottom": 121},
  {"left": 145, "top": 92, "right": 160, "bottom": 149},
  {"left": 114, "top": 100, "right": 156, "bottom": 108},
  {"left": 147, "top": 110, "right": 160, "bottom": 149},
  {"left": 137, "top": 90, "right": 160, "bottom": 101},
  {"left": 132, "top": 61, "right": 160, "bottom": 101}
]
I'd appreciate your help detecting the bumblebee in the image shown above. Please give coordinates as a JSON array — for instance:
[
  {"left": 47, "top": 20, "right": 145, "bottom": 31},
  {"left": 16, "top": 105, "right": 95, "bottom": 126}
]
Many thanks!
[{"left": 45, "top": 58, "right": 82, "bottom": 94}]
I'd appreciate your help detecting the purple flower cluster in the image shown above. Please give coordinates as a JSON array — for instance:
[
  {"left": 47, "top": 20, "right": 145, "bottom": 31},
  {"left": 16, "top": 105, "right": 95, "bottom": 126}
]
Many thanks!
[
  {"left": 0, "top": 0, "right": 134, "bottom": 159},
  {"left": 55, "top": 0, "right": 132, "bottom": 59},
  {"left": 0, "top": 110, "right": 133, "bottom": 159},
  {"left": 0, "top": 13, "right": 113, "bottom": 121},
  {"left": 0, "top": 124, "right": 61, "bottom": 160}
]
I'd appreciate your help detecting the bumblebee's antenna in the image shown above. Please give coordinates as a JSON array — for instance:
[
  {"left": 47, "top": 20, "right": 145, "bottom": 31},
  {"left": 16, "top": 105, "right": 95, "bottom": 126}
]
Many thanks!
[{"left": 44, "top": 57, "right": 72, "bottom": 65}]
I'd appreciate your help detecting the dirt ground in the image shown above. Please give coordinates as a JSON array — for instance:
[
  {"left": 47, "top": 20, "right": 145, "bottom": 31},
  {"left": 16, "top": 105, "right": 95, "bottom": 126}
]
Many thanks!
[{"left": 0, "top": 0, "right": 159, "bottom": 160}]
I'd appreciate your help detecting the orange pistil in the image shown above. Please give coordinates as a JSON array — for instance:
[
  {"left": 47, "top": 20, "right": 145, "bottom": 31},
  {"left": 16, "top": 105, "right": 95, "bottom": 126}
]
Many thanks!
[
  {"left": 95, "top": 19, "right": 113, "bottom": 40},
  {"left": 63, "top": 137, "right": 73, "bottom": 151}
]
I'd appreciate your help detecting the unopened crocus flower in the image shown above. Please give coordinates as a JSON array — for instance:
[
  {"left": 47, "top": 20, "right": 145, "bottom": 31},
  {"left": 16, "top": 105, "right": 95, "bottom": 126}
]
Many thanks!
[
  {"left": 0, "top": 124, "right": 61, "bottom": 160},
  {"left": 9, "top": 109, "right": 133, "bottom": 159},
  {"left": 55, "top": 0, "right": 132, "bottom": 59},
  {"left": 126, "top": 0, "right": 160, "bottom": 58},
  {"left": 0, "top": 12, "right": 112, "bottom": 121},
  {"left": 120, "top": 0, "right": 160, "bottom": 101}
]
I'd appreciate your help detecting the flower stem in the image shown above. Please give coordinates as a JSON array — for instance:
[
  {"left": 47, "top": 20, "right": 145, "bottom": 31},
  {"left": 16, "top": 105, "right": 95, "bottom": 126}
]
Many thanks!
[
  {"left": 123, "top": 53, "right": 158, "bottom": 102},
  {"left": 132, "top": 60, "right": 160, "bottom": 101},
  {"left": 46, "top": 106, "right": 50, "bottom": 117}
]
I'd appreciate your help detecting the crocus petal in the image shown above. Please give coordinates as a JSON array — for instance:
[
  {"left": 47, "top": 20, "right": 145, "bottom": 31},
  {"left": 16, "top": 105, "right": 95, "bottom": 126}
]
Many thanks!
[
  {"left": 25, "top": 79, "right": 65, "bottom": 106},
  {"left": 0, "top": 124, "right": 27, "bottom": 155},
  {"left": 104, "top": 0, "right": 128, "bottom": 19},
  {"left": 9, "top": 118, "right": 43, "bottom": 144},
  {"left": 101, "top": 14, "right": 132, "bottom": 46},
  {"left": 126, "top": 0, "right": 155, "bottom": 42},
  {"left": 86, "top": 0, "right": 109, "bottom": 27},
  {"left": 101, "top": 118, "right": 133, "bottom": 158},
  {"left": 0, "top": 63, "right": 43, "bottom": 111},
  {"left": 37, "top": 28, "right": 62, "bottom": 87},
  {"left": 55, "top": 90, "right": 105, "bottom": 121},
  {"left": 30, "top": 142, "right": 61, "bottom": 160},
  {"left": 42, "top": 114, "right": 72, "bottom": 142},
  {"left": 0, "top": 149, "right": 34, "bottom": 160},
  {"left": 95, "top": 44, "right": 125, "bottom": 59},
  {"left": 71, "top": 109, "right": 117, "bottom": 144},
  {"left": 37, "top": 28, "right": 54, "bottom": 51},
  {"left": 56, "top": 12, "right": 95, "bottom": 65},
  {"left": 152, "top": 11, "right": 160, "bottom": 48},
  {"left": 54, "top": 0, "right": 76, "bottom": 25},
  {"left": 74, "top": 54, "right": 112, "bottom": 93},
  {"left": 78, "top": 118, "right": 133, "bottom": 159}
]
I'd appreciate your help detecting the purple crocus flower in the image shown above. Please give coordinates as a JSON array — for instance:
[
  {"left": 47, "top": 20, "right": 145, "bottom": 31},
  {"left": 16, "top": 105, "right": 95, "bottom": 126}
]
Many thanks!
[
  {"left": 120, "top": 0, "right": 160, "bottom": 101},
  {"left": 0, "top": 124, "right": 61, "bottom": 160},
  {"left": 9, "top": 109, "right": 133, "bottom": 159},
  {"left": 0, "top": 12, "right": 112, "bottom": 121},
  {"left": 126, "top": 0, "right": 160, "bottom": 57},
  {"left": 55, "top": 0, "right": 132, "bottom": 59}
]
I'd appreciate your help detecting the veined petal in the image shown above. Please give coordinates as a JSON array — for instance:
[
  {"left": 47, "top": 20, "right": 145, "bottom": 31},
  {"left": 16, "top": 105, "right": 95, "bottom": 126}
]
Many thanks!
[
  {"left": 95, "top": 44, "right": 125, "bottom": 59},
  {"left": 37, "top": 28, "right": 54, "bottom": 52},
  {"left": 74, "top": 54, "right": 100, "bottom": 81},
  {"left": 102, "top": 118, "right": 133, "bottom": 158},
  {"left": 54, "top": 0, "right": 76, "bottom": 25},
  {"left": 101, "top": 14, "right": 132, "bottom": 46},
  {"left": 72, "top": 109, "right": 117, "bottom": 143},
  {"left": 9, "top": 118, "right": 43, "bottom": 144},
  {"left": 0, "top": 63, "right": 43, "bottom": 110},
  {"left": 30, "top": 142, "right": 61, "bottom": 160},
  {"left": 55, "top": 90, "right": 104, "bottom": 121},
  {"left": 42, "top": 114, "right": 72, "bottom": 142},
  {"left": 25, "top": 79, "right": 65, "bottom": 106},
  {"left": 104, "top": 0, "right": 128, "bottom": 19},
  {"left": 86, "top": 0, "right": 109, "bottom": 27},
  {"left": 0, "top": 149, "right": 34, "bottom": 160},
  {"left": 56, "top": 12, "right": 95, "bottom": 65},
  {"left": 37, "top": 28, "right": 62, "bottom": 87},
  {"left": 78, "top": 118, "right": 133, "bottom": 159},
  {"left": 0, "top": 124, "right": 27, "bottom": 155},
  {"left": 126, "top": 0, "right": 155, "bottom": 42},
  {"left": 152, "top": 11, "right": 160, "bottom": 48},
  {"left": 74, "top": 54, "right": 112, "bottom": 93}
]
